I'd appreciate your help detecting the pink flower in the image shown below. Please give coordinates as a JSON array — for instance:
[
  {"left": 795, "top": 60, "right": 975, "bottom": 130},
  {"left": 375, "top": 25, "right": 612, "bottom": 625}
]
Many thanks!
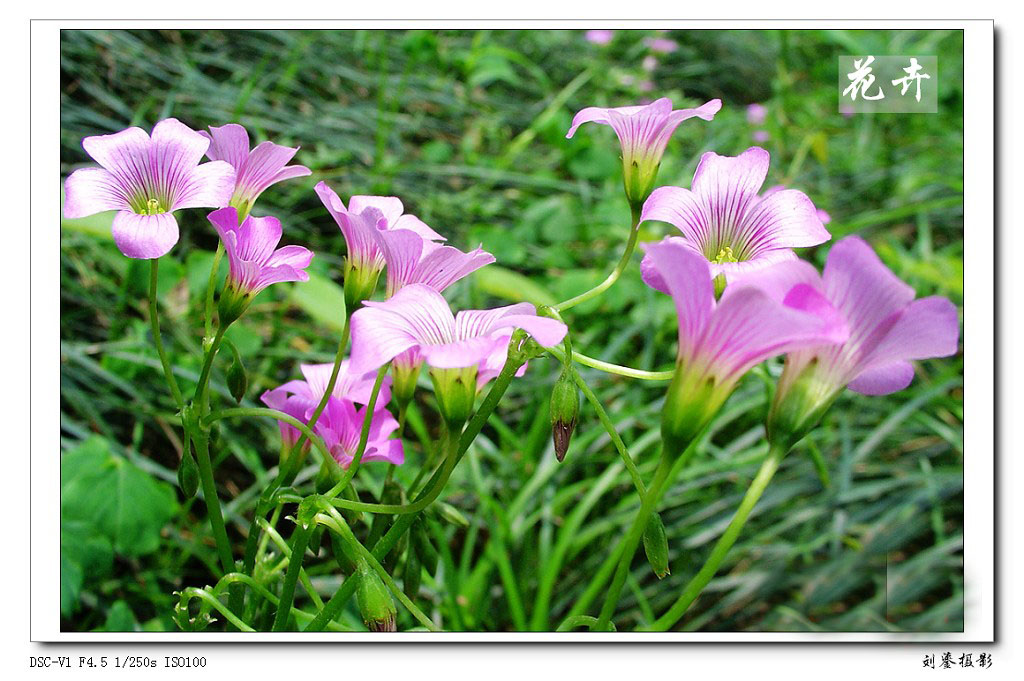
[
  {"left": 349, "top": 284, "right": 567, "bottom": 376},
  {"left": 198, "top": 123, "right": 311, "bottom": 217},
  {"left": 767, "top": 236, "right": 959, "bottom": 447},
  {"left": 63, "top": 118, "right": 235, "bottom": 259},
  {"left": 566, "top": 97, "right": 722, "bottom": 204},
  {"left": 315, "top": 182, "right": 444, "bottom": 274},
  {"left": 642, "top": 239, "right": 847, "bottom": 449},
  {"left": 207, "top": 207, "right": 313, "bottom": 297},
  {"left": 746, "top": 103, "right": 768, "bottom": 125},
  {"left": 585, "top": 29, "right": 615, "bottom": 45},
  {"left": 315, "top": 397, "right": 404, "bottom": 469},
  {"left": 642, "top": 56, "right": 659, "bottom": 72},
  {"left": 375, "top": 228, "right": 495, "bottom": 298},
  {"left": 639, "top": 147, "right": 830, "bottom": 284},
  {"left": 644, "top": 37, "right": 678, "bottom": 54},
  {"left": 752, "top": 130, "right": 770, "bottom": 143},
  {"left": 260, "top": 360, "right": 392, "bottom": 448}
]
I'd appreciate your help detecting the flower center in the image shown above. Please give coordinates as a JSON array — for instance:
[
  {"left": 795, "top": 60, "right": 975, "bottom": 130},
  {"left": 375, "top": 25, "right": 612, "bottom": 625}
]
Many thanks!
[
  {"left": 713, "top": 246, "right": 738, "bottom": 264},
  {"left": 131, "top": 196, "right": 166, "bottom": 215}
]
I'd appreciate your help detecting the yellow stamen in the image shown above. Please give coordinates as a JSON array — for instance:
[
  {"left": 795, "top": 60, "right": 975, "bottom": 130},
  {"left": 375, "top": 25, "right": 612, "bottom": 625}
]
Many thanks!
[{"left": 713, "top": 246, "right": 737, "bottom": 264}]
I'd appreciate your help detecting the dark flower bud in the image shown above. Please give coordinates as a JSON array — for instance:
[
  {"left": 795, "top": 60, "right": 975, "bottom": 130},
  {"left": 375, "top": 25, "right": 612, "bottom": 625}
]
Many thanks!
[
  {"left": 549, "top": 372, "right": 579, "bottom": 462},
  {"left": 642, "top": 511, "right": 671, "bottom": 579},
  {"left": 355, "top": 562, "right": 397, "bottom": 632}
]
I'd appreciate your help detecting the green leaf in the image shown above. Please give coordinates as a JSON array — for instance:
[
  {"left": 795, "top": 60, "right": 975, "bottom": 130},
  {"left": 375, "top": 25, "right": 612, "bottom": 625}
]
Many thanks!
[
  {"left": 60, "top": 519, "right": 113, "bottom": 617},
  {"left": 290, "top": 271, "right": 347, "bottom": 330},
  {"left": 60, "top": 555, "right": 84, "bottom": 618},
  {"left": 61, "top": 436, "right": 178, "bottom": 557},
  {"left": 473, "top": 266, "right": 556, "bottom": 307},
  {"left": 99, "top": 600, "right": 139, "bottom": 632}
]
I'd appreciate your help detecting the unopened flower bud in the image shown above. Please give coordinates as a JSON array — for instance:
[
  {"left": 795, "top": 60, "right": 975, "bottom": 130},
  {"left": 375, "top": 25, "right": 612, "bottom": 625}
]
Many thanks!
[
  {"left": 642, "top": 512, "right": 671, "bottom": 579},
  {"left": 355, "top": 562, "right": 397, "bottom": 632},
  {"left": 177, "top": 447, "right": 199, "bottom": 498},
  {"left": 225, "top": 347, "right": 248, "bottom": 404},
  {"left": 549, "top": 372, "right": 579, "bottom": 462}
]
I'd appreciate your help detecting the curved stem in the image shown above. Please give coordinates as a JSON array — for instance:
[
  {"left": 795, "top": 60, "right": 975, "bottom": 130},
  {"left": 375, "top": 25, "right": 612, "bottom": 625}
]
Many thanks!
[
  {"left": 554, "top": 204, "right": 642, "bottom": 312},
  {"left": 204, "top": 407, "right": 333, "bottom": 467},
  {"left": 304, "top": 350, "right": 526, "bottom": 631},
  {"left": 556, "top": 615, "right": 615, "bottom": 632},
  {"left": 196, "top": 573, "right": 348, "bottom": 631},
  {"left": 317, "top": 507, "right": 440, "bottom": 631},
  {"left": 179, "top": 587, "right": 255, "bottom": 632},
  {"left": 595, "top": 454, "right": 672, "bottom": 630},
  {"left": 203, "top": 242, "right": 224, "bottom": 341},
  {"left": 570, "top": 350, "right": 674, "bottom": 381},
  {"left": 148, "top": 259, "right": 183, "bottom": 407},
  {"left": 569, "top": 364, "right": 646, "bottom": 495},
  {"left": 646, "top": 444, "right": 787, "bottom": 631},
  {"left": 323, "top": 364, "right": 390, "bottom": 500},
  {"left": 560, "top": 437, "right": 700, "bottom": 624}
]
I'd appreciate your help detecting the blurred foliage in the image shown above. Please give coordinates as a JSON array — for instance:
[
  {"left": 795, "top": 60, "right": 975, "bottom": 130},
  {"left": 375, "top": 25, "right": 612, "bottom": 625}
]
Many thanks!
[{"left": 60, "top": 28, "right": 963, "bottom": 632}]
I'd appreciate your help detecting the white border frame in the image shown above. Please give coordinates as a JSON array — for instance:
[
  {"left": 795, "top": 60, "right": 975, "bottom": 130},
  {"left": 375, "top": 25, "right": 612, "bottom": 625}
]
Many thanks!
[{"left": 34, "top": 19, "right": 994, "bottom": 643}]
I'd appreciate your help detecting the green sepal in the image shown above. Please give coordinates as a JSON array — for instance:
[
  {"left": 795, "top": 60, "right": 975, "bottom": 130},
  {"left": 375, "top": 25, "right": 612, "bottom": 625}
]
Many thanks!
[{"left": 642, "top": 512, "right": 671, "bottom": 579}]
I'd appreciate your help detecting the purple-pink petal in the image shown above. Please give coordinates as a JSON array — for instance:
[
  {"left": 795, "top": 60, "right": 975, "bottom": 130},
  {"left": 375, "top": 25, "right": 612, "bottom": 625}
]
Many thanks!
[
  {"left": 111, "top": 211, "right": 179, "bottom": 259},
  {"left": 208, "top": 206, "right": 313, "bottom": 295},
  {"left": 64, "top": 167, "right": 130, "bottom": 217}
]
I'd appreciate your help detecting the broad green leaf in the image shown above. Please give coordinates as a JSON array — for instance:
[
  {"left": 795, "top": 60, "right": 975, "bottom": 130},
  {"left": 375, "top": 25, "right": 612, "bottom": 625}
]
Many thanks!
[
  {"left": 61, "top": 436, "right": 178, "bottom": 557},
  {"left": 99, "top": 600, "right": 139, "bottom": 632},
  {"left": 473, "top": 266, "right": 556, "bottom": 307},
  {"left": 290, "top": 271, "right": 346, "bottom": 331}
]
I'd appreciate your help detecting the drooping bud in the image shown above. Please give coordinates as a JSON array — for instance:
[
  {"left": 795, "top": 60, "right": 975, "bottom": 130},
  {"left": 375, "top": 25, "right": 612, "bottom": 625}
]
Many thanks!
[
  {"left": 224, "top": 340, "right": 248, "bottom": 404},
  {"left": 642, "top": 512, "right": 671, "bottom": 579},
  {"left": 355, "top": 562, "right": 397, "bottom": 632},
  {"left": 429, "top": 366, "right": 478, "bottom": 429},
  {"left": 549, "top": 371, "right": 579, "bottom": 462},
  {"left": 177, "top": 446, "right": 199, "bottom": 498}
]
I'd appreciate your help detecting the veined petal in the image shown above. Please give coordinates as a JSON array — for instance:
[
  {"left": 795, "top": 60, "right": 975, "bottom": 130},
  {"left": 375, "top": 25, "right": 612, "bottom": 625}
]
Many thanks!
[
  {"left": 236, "top": 141, "right": 308, "bottom": 199},
  {"left": 847, "top": 361, "right": 916, "bottom": 396},
  {"left": 377, "top": 228, "right": 427, "bottom": 294},
  {"left": 691, "top": 147, "right": 770, "bottom": 242},
  {"left": 266, "top": 244, "right": 314, "bottom": 270},
  {"left": 348, "top": 195, "right": 405, "bottom": 226},
  {"left": 641, "top": 186, "right": 710, "bottom": 244},
  {"left": 64, "top": 167, "right": 130, "bottom": 217},
  {"left": 700, "top": 286, "right": 845, "bottom": 379},
  {"left": 454, "top": 304, "right": 566, "bottom": 347},
  {"left": 711, "top": 248, "right": 797, "bottom": 281},
  {"left": 393, "top": 214, "right": 445, "bottom": 242},
  {"left": 81, "top": 126, "right": 151, "bottom": 178},
  {"left": 856, "top": 296, "right": 960, "bottom": 375},
  {"left": 640, "top": 239, "right": 713, "bottom": 358},
  {"left": 822, "top": 236, "right": 916, "bottom": 352},
  {"left": 419, "top": 335, "right": 506, "bottom": 369},
  {"left": 234, "top": 214, "right": 283, "bottom": 263},
  {"left": 198, "top": 123, "right": 251, "bottom": 170},
  {"left": 111, "top": 211, "right": 179, "bottom": 259},
  {"left": 173, "top": 160, "right": 236, "bottom": 210},
  {"left": 350, "top": 284, "right": 457, "bottom": 373},
  {"left": 740, "top": 188, "right": 830, "bottom": 253},
  {"left": 412, "top": 243, "right": 495, "bottom": 293}
]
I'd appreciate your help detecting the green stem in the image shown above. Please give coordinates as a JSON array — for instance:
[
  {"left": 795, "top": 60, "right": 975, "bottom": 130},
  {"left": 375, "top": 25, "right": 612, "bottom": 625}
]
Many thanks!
[
  {"left": 595, "top": 454, "right": 672, "bottom": 630},
  {"left": 646, "top": 444, "right": 787, "bottom": 631},
  {"left": 192, "top": 431, "right": 234, "bottom": 577},
  {"left": 323, "top": 365, "right": 390, "bottom": 500},
  {"left": 569, "top": 364, "right": 646, "bottom": 496},
  {"left": 304, "top": 350, "right": 526, "bottom": 631},
  {"left": 554, "top": 204, "right": 642, "bottom": 312},
  {"left": 237, "top": 314, "right": 351, "bottom": 613},
  {"left": 556, "top": 615, "right": 615, "bottom": 632},
  {"left": 561, "top": 437, "right": 700, "bottom": 624},
  {"left": 569, "top": 350, "right": 674, "bottom": 381},
  {"left": 204, "top": 407, "right": 333, "bottom": 467},
  {"left": 148, "top": 259, "right": 183, "bottom": 407},
  {"left": 271, "top": 523, "right": 313, "bottom": 631},
  {"left": 195, "top": 326, "right": 226, "bottom": 412},
  {"left": 204, "top": 242, "right": 225, "bottom": 341},
  {"left": 317, "top": 506, "right": 440, "bottom": 631}
]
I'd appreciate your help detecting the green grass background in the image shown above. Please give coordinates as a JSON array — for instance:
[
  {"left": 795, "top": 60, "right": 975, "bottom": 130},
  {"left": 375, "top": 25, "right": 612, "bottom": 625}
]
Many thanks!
[{"left": 59, "top": 28, "right": 964, "bottom": 633}]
